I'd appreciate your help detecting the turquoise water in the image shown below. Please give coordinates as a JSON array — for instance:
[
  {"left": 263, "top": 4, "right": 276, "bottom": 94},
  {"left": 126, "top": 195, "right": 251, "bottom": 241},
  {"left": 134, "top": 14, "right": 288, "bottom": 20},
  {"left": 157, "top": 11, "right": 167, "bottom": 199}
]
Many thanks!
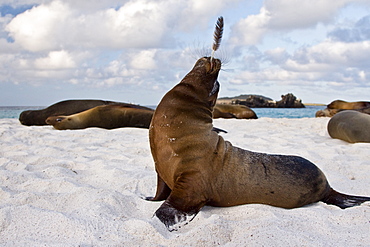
[
  {"left": 0, "top": 105, "right": 325, "bottom": 119},
  {"left": 251, "top": 105, "right": 325, "bottom": 118}
]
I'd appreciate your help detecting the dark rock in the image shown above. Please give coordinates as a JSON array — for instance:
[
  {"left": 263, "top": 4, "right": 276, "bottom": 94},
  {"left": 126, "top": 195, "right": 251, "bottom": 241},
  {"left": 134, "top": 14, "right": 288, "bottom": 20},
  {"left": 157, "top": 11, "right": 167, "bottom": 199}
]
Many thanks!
[
  {"left": 218, "top": 93, "right": 305, "bottom": 108},
  {"left": 276, "top": 93, "right": 305, "bottom": 108}
]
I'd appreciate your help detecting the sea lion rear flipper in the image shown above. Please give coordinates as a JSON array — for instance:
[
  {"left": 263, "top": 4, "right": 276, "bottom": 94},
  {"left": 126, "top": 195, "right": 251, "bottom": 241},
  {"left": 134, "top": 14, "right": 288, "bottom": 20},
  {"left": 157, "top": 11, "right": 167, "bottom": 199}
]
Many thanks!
[{"left": 322, "top": 188, "right": 370, "bottom": 209}]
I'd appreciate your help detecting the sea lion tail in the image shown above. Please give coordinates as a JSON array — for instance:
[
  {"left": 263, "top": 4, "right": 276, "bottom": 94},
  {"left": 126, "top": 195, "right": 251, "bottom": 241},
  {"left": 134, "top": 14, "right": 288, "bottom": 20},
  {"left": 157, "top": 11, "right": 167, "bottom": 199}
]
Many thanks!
[{"left": 322, "top": 188, "right": 370, "bottom": 209}]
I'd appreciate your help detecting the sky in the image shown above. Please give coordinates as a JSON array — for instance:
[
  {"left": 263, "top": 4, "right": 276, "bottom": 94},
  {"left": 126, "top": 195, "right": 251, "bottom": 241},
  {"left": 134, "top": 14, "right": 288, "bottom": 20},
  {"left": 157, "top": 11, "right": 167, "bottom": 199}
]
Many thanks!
[{"left": 1, "top": 0, "right": 370, "bottom": 106}]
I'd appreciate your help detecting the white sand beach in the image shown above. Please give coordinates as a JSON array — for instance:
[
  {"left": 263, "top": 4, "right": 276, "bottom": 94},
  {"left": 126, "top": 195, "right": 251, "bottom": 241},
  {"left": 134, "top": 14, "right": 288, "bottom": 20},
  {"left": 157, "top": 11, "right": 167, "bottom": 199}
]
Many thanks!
[{"left": 0, "top": 117, "right": 369, "bottom": 246}]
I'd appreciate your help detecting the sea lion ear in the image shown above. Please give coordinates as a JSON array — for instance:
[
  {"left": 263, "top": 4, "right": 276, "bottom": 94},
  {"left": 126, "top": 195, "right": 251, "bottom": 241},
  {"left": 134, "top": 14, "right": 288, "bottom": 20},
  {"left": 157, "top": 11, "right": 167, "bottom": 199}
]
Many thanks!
[{"left": 209, "top": 80, "right": 220, "bottom": 96}]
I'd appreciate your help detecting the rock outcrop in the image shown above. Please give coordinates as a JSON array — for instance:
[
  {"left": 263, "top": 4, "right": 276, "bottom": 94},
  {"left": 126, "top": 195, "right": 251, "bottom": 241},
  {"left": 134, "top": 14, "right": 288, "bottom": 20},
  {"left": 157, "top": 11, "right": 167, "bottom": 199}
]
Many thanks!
[{"left": 217, "top": 93, "right": 305, "bottom": 108}]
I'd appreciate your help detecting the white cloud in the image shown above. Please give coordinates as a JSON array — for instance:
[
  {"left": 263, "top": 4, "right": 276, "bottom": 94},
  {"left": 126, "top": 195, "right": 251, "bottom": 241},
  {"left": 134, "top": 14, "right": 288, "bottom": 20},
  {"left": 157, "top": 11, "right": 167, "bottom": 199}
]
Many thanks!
[
  {"left": 34, "top": 50, "right": 76, "bottom": 70},
  {"left": 230, "top": 39, "right": 370, "bottom": 91},
  {"left": 230, "top": 0, "right": 362, "bottom": 46},
  {"left": 5, "top": 1, "right": 71, "bottom": 52},
  {"left": 264, "top": 0, "right": 350, "bottom": 29},
  {"left": 130, "top": 50, "right": 157, "bottom": 70},
  {"left": 5, "top": 0, "right": 237, "bottom": 52}
]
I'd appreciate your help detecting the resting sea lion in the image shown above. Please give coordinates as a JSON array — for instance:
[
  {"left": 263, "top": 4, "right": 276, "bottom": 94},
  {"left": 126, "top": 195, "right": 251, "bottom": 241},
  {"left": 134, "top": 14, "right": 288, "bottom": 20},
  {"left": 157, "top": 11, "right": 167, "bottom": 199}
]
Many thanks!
[
  {"left": 315, "top": 107, "right": 370, "bottom": 118},
  {"left": 315, "top": 108, "right": 342, "bottom": 117},
  {"left": 147, "top": 57, "right": 370, "bottom": 231},
  {"left": 19, "top": 99, "right": 152, "bottom": 126},
  {"left": 213, "top": 104, "right": 257, "bottom": 119},
  {"left": 327, "top": 100, "right": 370, "bottom": 110},
  {"left": 327, "top": 110, "right": 370, "bottom": 143},
  {"left": 45, "top": 105, "right": 154, "bottom": 130}
]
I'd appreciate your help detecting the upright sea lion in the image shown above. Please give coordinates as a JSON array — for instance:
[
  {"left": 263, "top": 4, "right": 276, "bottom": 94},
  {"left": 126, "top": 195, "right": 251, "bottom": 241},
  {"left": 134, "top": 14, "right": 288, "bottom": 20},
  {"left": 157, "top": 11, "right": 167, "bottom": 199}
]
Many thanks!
[
  {"left": 213, "top": 104, "right": 257, "bottom": 119},
  {"left": 327, "top": 100, "right": 370, "bottom": 110},
  {"left": 19, "top": 99, "right": 152, "bottom": 126},
  {"left": 327, "top": 110, "right": 370, "bottom": 143},
  {"left": 45, "top": 105, "right": 154, "bottom": 130},
  {"left": 147, "top": 57, "right": 370, "bottom": 231}
]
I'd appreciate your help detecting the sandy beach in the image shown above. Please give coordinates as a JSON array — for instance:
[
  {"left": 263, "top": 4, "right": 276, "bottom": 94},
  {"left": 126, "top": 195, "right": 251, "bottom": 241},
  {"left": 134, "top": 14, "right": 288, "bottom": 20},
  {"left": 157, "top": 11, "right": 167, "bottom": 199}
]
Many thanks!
[{"left": 0, "top": 117, "right": 369, "bottom": 246}]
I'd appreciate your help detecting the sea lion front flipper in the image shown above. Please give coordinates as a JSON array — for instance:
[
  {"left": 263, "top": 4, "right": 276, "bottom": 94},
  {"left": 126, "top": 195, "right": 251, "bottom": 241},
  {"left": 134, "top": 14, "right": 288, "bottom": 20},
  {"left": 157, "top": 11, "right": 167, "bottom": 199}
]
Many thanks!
[
  {"left": 146, "top": 174, "right": 171, "bottom": 201},
  {"left": 154, "top": 171, "right": 207, "bottom": 231},
  {"left": 155, "top": 200, "right": 198, "bottom": 232}
]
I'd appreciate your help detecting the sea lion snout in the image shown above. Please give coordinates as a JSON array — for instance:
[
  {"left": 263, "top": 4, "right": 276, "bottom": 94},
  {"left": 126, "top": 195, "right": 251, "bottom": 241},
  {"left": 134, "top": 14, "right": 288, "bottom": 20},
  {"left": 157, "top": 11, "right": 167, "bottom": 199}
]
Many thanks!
[{"left": 202, "top": 57, "right": 221, "bottom": 74}]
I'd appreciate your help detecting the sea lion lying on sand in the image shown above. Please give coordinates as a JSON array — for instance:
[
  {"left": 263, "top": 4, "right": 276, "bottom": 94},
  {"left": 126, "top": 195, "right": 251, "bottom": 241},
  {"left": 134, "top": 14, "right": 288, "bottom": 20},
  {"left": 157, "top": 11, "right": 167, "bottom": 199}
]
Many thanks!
[
  {"left": 45, "top": 104, "right": 228, "bottom": 132},
  {"left": 19, "top": 99, "right": 152, "bottom": 126},
  {"left": 315, "top": 108, "right": 342, "bottom": 117},
  {"left": 46, "top": 105, "right": 154, "bottom": 130},
  {"left": 315, "top": 107, "right": 370, "bottom": 117},
  {"left": 213, "top": 104, "right": 257, "bottom": 119},
  {"left": 327, "top": 100, "right": 370, "bottom": 110},
  {"left": 147, "top": 57, "right": 370, "bottom": 231},
  {"left": 327, "top": 110, "right": 370, "bottom": 143}
]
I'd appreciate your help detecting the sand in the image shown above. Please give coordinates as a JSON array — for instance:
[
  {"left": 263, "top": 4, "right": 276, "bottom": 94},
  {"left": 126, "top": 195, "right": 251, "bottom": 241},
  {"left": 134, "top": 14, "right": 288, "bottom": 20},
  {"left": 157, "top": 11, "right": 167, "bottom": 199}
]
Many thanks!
[{"left": 0, "top": 117, "right": 369, "bottom": 246}]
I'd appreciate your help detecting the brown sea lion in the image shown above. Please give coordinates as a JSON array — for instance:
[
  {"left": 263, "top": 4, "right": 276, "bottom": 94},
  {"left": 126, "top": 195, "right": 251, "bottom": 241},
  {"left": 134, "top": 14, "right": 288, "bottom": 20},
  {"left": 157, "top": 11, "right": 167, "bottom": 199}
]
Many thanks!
[
  {"left": 213, "top": 104, "right": 257, "bottom": 119},
  {"left": 147, "top": 57, "right": 370, "bottom": 231},
  {"left": 45, "top": 105, "right": 154, "bottom": 130},
  {"left": 19, "top": 99, "right": 152, "bottom": 126},
  {"left": 315, "top": 108, "right": 342, "bottom": 117},
  {"left": 327, "top": 100, "right": 370, "bottom": 110},
  {"left": 327, "top": 110, "right": 370, "bottom": 143},
  {"left": 315, "top": 107, "right": 370, "bottom": 118}
]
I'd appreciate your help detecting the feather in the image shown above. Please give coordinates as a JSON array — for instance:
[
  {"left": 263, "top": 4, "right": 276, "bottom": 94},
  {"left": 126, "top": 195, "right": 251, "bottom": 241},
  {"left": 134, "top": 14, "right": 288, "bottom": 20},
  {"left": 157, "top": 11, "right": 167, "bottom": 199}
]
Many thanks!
[
  {"left": 211, "top": 16, "right": 224, "bottom": 59},
  {"left": 212, "top": 16, "right": 224, "bottom": 52}
]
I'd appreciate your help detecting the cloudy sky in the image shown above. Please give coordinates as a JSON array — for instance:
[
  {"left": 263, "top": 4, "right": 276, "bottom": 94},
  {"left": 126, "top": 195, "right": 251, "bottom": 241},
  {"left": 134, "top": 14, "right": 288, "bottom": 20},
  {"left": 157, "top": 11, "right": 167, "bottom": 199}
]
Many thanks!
[{"left": 1, "top": 0, "right": 370, "bottom": 106}]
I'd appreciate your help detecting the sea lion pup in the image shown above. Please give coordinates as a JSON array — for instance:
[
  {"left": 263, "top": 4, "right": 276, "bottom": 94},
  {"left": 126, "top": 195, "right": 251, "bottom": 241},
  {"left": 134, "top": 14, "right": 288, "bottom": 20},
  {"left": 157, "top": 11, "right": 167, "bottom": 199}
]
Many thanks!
[
  {"left": 46, "top": 105, "right": 154, "bottom": 130},
  {"left": 19, "top": 99, "right": 152, "bottom": 126},
  {"left": 213, "top": 104, "right": 257, "bottom": 119},
  {"left": 327, "top": 110, "right": 370, "bottom": 143},
  {"left": 327, "top": 100, "right": 370, "bottom": 110},
  {"left": 147, "top": 57, "right": 370, "bottom": 231}
]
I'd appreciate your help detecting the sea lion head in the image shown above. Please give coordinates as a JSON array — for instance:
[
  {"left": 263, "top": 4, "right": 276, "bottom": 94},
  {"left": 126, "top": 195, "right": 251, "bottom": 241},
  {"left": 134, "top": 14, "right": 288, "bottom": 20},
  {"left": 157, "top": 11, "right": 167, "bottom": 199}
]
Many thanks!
[
  {"left": 45, "top": 116, "right": 76, "bottom": 130},
  {"left": 182, "top": 57, "right": 221, "bottom": 107}
]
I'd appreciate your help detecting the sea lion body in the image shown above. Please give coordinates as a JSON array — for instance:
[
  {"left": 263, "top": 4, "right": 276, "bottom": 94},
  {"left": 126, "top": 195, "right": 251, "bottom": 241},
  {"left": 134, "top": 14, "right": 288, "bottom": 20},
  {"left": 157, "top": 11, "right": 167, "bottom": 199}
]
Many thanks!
[
  {"left": 327, "top": 100, "right": 370, "bottom": 110},
  {"left": 148, "top": 57, "right": 370, "bottom": 231},
  {"left": 213, "top": 104, "right": 257, "bottom": 119},
  {"left": 19, "top": 99, "right": 152, "bottom": 126},
  {"left": 327, "top": 110, "right": 370, "bottom": 143},
  {"left": 46, "top": 105, "right": 154, "bottom": 130}
]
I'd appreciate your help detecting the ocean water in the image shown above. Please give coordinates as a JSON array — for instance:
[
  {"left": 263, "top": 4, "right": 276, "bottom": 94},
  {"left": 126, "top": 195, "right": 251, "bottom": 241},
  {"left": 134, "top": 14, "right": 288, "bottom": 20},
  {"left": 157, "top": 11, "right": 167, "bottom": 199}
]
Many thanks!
[
  {"left": 0, "top": 106, "right": 44, "bottom": 119},
  {"left": 0, "top": 105, "right": 325, "bottom": 119},
  {"left": 251, "top": 105, "right": 326, "bottom": 118}
]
